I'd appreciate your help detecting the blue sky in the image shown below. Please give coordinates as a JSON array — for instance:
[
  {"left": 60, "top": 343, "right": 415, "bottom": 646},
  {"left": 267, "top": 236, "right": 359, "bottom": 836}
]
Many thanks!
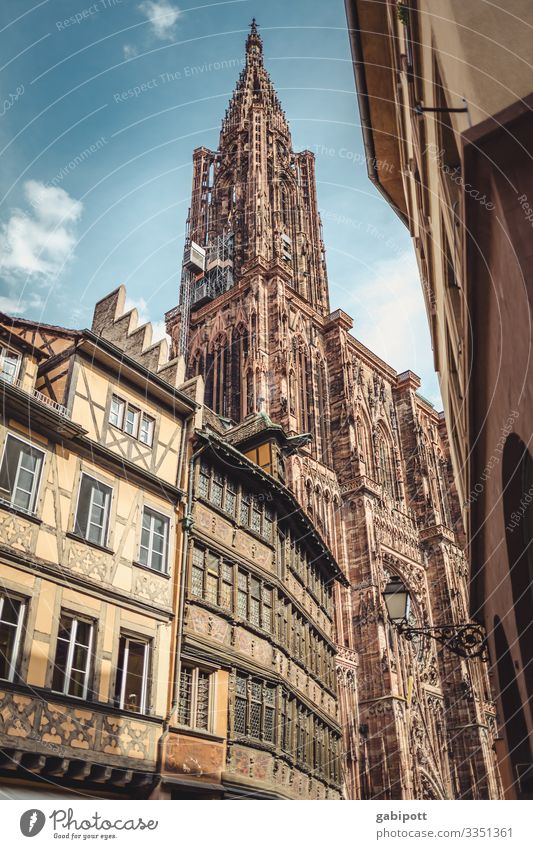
[{"left": 0, "top": 0, "right": 441, "bottom": 406}]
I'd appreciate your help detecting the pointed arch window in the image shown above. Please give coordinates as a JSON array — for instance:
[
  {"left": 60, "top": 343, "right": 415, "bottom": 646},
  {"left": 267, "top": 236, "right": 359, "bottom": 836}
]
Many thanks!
[
  {"left": 316, "top": 359, "right": 331, "bottom": 464},
  {"left": 230, "top": 325, "right": 248, "bottom": 422},
  {"left": 294, "top": 340, "right": 313, "bottom": 436},
  {"left": 358, "top": 414, "right": 374, "bottom": 477},
  {"left": 377, "top": 429, "right": 397, "bottom": 500}
]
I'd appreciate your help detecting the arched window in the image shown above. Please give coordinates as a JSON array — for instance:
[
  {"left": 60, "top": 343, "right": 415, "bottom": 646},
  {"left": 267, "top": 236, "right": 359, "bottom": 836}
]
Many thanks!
[
  {"left": 206, "top": 334, "right": 228, "bottom": 416},
  {"left": 358, "top": 412, "right": 374, "bottom": 477},
  {"left": 281, "top": 185, "right": 290, "bottom": 229},
  {"left": 377, "top": 428, "right": 396, "bottom": 500},
  {"left": 316, "top": 359, "right": 331, "bottom": 464},
  {"left": 230, "top": 324, "right": 248, "bottom": 421},
  {"left": 502, "top": 434, "right": 533, "bottom": 710},
  {"left": 295, "top": 340, "right": 313, "bottom": 435}
]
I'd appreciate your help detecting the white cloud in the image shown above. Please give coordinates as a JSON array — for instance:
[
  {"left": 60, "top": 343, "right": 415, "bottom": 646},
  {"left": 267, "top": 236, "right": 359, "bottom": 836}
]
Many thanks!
[
  {"left": 339, "top": 250, "right": 442, "bottom": 407},
  {"left": 124, "top": 295, "right": 168, "bottom": 343},
  {"left": 0, "top": 295, "right": 26, "bottom": 314},
  {"left": 0, "top": 181, "right": 83, "bottom": 280},
  {"left": 122, "top": 43, "right": 138, "bottom": 59},
  {"left": 138, "top": 1, "right": 181, "bottom": 41}
]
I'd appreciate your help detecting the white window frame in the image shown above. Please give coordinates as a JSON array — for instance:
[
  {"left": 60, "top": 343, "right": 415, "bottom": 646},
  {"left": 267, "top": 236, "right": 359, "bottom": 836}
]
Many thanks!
[
  {"left": 117, "top": 636, "right": 150, "bottom": 713},
  {"left": 139, "top": 413, "right": 155, "bottom": 447},
  {"left": 53, "top": 614, "right": 94, "bottom": 700},
  {"left": 74, "top": 472, "right": 113, "bottom": 547},
  {"left": 139, "top": 506, "right": 170, "bottom": 573},
  {"left": 0, "top": 346, "right": 21, "bottom": 384},
  {"left": 179, "top": 664, "right": 214, "bottom": 731},
  {"left": 109, "top": 394, "right": 125, "bottom": 429},
  {"left": 124, "top": 405, "right": 140, "bottom": 438},
  {"left": 0, "top": 433, "right": 45, "bottom": 515},
  {"left": 0, "top": 594, "right": 26, "bottom": 683}
]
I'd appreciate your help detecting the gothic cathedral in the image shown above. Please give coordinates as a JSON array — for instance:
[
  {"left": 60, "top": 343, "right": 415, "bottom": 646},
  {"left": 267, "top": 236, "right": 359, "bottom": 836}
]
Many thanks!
[{"left": 166, "top": 22, "right": 501, "bottom": 800}]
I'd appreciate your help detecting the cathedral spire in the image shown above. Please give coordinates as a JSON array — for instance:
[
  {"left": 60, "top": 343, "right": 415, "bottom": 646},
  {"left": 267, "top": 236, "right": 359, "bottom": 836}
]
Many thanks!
[
  {"left": 221, "top": 20, "right": 288, "bottom": 138},
  {"left": 246, "top": 18, "right": 263, "bottom": 56}
]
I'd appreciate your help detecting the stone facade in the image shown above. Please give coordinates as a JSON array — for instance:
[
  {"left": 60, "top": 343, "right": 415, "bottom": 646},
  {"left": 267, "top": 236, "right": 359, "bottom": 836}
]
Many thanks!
[
  {"left": 345, "top": 0, "right": 533, "bottom": 798},
  {"left": 166, "top": 22, "right": 502, "bottom": 800}
]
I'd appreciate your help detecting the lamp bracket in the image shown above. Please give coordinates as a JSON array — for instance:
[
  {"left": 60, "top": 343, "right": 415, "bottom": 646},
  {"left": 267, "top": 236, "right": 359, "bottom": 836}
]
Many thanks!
[{"left": 397, "top": 621, "right": 488, "bottom": 660}]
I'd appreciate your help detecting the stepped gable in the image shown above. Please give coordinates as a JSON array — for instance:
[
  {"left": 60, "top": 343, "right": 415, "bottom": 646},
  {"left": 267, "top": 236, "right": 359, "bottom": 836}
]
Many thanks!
[{"left": 91, "top": 285, "right": 186, "bottom": 388}]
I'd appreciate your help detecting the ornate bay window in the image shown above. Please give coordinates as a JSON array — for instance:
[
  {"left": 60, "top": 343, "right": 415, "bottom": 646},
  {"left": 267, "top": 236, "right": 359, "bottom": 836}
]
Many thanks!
[
  {"left": 197, "top": 461, "right": 274, "bottom": 542},
  {"left": 190, "top": 545, "right": 274, "bottom": 632},
  {"left": 232, "top": 671, "right": 341, "bottom": 784}
]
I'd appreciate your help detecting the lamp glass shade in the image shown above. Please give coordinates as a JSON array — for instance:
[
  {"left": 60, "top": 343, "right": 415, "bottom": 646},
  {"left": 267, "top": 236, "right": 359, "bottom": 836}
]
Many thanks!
[{"left": 383, "top": 577, "right": 410, "bottom": 623}]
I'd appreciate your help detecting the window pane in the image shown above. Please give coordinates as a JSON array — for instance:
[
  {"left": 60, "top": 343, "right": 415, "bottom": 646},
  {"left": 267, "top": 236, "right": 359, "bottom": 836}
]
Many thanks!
[
  {"left": 124, "top": 407, "right": 140, "bottom": 437},
  {"left": 235, "top": 697, "right": 246, "bottom": 734},
  {"left": 264, "top": 707, "right": 275, "bottom": 742},
  {"left": 139, "top": 507, "right": 168, "bottom": 572},
  {"left": 224, "top": 488, "right": 236, "bottom": 515},
  {"left": 250, "top": 702, "right": 261, "bottom": 738},
  {"left": 250, "top": 598, "right": 260, "bottom": 627},
  {"left": 179, "top": 667, "right": 193, "bottom": 725},
  {"left": 75, "top": 476, "right": 112, "bottom": 546},
  {"left": 198, "top": 463, "right": 210, "bottom": 498},
  {"left": 123, "top": 640, "right": 147, "bottom": 713},
  {"left": 196, "top": 671, "right": 210, "bottom": 729},
  {"left": 0, "top": 436, "right": 43, "bottom": 513},
  {"left": 237, "top": 590, "right": 247, "bottom": 619},
  {"left": 191, "top": 566, "right": 203, "bottom": 597},
  {"left": 211, "top": 477, "right": 223, "bottom": 507},
  {"left": 139, "top": 414, "right": 154, "bottom": 446},
  {"left": 240, "top": 493, "right": 250, "bottom": 525},
  {"left": 206, "top": 573, "right": 218, "bottom": 604},
  {"left": 109, "top": 395, "right": 124, "bottom": 428},
  {"left": 1, "top": 349, "right": 20, "bottom": 384},
  {"left": 0, "top": 597, "right": 23, "bottom": 681},
  {"left": 251, "top": 506, "right": 261, "bottom": 533},
  {"left": 52, "top": 636, "right": 70, "bottom": 692}
]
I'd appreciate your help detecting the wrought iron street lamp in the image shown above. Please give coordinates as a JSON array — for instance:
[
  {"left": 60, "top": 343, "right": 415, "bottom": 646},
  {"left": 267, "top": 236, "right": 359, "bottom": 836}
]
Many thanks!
[{"left": 383, "top": 576, "right": 488, "bottom": 660}]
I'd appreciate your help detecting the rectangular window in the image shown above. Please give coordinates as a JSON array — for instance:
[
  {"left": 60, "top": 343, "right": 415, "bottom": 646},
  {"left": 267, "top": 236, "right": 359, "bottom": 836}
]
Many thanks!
[
  {"left": 211, "top": 471, "right": 224, "bottom": 508},
  {"left": 0, "top": 434, "right": 44, "bottom": 514},
  {"left": 234, "top": 674, "right": 277, "bottom": 743},
  {"left": 124, "top": 405, "right": 140, "bottom": 438},
  {"left": 139, "top": 506, "right": 169, "bottom": 572},
  {"left": 251, "top": 498, "right": 262, "bottom": 533},
  {"left": 74, "top": 473, "right": 112, "bottom": 547},
  {"left": 250, "top": 577, "right": 261, "bottom": 627},
  {"left": 240, "top": 491, "right": 251, "bottom": 526},
  {"left": 178, "top": 665, "right": 212, "bottom": 730},
  {"left": 139, "top": 413, "right": 155, "bottom": 447},
  {"left": 52, "top": 614, "right": 94, "bottom": 699},
  {"left": 234, "top": 673, "right": 247, "bottom": 734},
  {"left": 0, "top": 594, "right": 26, "bottom": 682},
  {"left": 224, "top": 480, "right": 236, "bottom": 516},
  {"left": 205, "top": 552, "right": 219, "bottom": 604},
  {"left": 237, "top": 570, "right": 247, "bottom": 619},
  {"left": 263, "top": 508, "right": 274, "bottom": 541},
  {"left": 109, "top": 394, "right": 125, "bottom": 428},
  {"left": 0, "top": 347, "right": 21, "bottom": 385},
  {"left": 220, "top": 562, "right": 233, "bottom": 610},
  {"left": 262, "top": 586, "right": 273, "bottom": 632},
  {"left": 191, "top": 546, "right": 204, "bottom": 597},
  {"left": 115, "top": 635, "right": 150, "bottom": 713},
  {"left": 198, "top": 462, "right": 210, "bottom": 499}
]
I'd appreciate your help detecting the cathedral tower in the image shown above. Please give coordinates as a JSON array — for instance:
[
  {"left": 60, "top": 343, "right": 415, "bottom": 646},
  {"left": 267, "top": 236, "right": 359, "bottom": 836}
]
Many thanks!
[{"left": 166, "top": 22, "right": 502, "bottom": 800}]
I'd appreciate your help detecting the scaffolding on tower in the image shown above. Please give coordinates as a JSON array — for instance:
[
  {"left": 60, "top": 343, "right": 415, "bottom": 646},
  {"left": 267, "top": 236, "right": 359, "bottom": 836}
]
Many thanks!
[{"left": 177, "top": 232, "right": 234, "bottom": 356}]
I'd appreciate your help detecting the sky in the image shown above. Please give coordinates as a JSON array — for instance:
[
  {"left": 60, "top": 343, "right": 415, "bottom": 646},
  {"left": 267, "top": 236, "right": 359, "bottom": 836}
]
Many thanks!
[{"left": 0, "top": 0, "right": 441, "bottom": 406}]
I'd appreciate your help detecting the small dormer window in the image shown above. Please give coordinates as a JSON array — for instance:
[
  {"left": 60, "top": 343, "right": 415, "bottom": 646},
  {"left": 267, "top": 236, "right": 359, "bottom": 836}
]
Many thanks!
[{"left": 0, "top": 347, "right": 21, "bottom": 385}]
